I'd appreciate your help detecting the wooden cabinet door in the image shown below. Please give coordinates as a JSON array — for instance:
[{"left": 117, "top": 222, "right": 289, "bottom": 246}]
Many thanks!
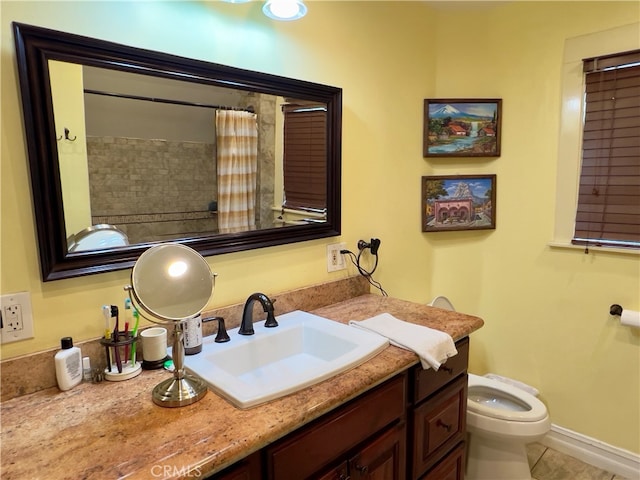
[
  {"left": 266, "top": 375, "right": 406, "bottom": 480},
  {"left": 316, "top": 461, "right": 350, "bottom": 480},
  {"left": 349, "top": 422, "right": 406, "bottom": 480}
]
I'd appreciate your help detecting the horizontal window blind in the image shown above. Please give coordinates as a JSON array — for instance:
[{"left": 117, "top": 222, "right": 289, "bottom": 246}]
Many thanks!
[
  {"left": 283, "top": 105, "right": 327, "bottom": 211},
  {"left": 573, "top": 49, "right": 640, "bottom": 250}
]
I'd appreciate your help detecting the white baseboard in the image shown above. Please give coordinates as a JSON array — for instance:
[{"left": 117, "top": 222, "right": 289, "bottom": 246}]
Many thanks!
[{"left": 541, "top": 424, "right": 640, "bottom": 479}]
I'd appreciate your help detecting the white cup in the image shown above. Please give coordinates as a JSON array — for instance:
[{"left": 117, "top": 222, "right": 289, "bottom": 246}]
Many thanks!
[{"left": 140, "top": 327, "right": 167, "bottom": 362}]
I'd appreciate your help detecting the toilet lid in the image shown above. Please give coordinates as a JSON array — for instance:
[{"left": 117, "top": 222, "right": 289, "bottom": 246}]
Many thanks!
[
  {"left": 467, "top": 374, "right": 548, "bottom": 422},
  {"left": 428, "top": 296, "right": 455, "bottom": 311}
]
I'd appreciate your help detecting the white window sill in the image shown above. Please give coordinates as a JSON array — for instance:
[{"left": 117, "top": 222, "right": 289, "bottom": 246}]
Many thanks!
[{"left": 548, "top": 242, "right": 640, "bottom": 256}]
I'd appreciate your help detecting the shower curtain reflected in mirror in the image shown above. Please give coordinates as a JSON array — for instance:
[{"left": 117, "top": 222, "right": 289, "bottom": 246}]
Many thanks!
[{"left": 215, "top": 110, "right": 258, "bottom": 234}]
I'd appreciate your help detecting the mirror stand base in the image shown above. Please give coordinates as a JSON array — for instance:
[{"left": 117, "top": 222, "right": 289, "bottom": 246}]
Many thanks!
[{"left": 152, "top": 374, "right": 208, "bottom": 407}]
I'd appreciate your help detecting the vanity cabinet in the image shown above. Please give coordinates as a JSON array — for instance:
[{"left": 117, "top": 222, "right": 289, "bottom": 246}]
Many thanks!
[
  {"left": 409, "top": 337, "right": 469, "bottom": 480},
  {"left": 209, "top": 337, "right": 470, "bottom": 480},
  {"left": 265, "top": 373, "right": 406, "bottom": 479}
]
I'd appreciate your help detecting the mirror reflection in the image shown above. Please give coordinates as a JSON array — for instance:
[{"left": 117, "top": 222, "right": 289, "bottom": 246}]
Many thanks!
[
  {"left": 51, "top": 62, "right": 328, "bottom": 251},
  {"left": 13, "top": 21, "right": 341, "bottom": 281}
]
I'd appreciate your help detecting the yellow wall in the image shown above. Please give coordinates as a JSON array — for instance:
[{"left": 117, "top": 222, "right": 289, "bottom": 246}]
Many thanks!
[
  {"left": 425, "top": 2, "right": 640, "bottom": 455},
  {"left": 1, "top": 1, "right": 638, "bottom": 453},
  {"left": 49, "top": 60, "right": 92, "bottom": 236}
]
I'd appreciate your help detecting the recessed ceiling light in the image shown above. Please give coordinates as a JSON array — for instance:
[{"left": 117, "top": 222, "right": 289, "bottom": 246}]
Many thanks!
[{"left": 262, "top": 0, "right": 307, "bottom": 21}]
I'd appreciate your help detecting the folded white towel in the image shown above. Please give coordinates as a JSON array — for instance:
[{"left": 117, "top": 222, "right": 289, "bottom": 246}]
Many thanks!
[{"left": 349, "top": 313, "right": 457, "bottom": 370}]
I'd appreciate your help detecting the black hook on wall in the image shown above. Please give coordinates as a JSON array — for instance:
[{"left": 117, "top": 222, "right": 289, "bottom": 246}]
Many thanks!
[{"left": 57, "top": 127, "right": 77, "bottom": 142}]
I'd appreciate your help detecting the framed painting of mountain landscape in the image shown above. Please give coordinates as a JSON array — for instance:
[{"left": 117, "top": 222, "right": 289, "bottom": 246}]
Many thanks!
[
  {"left": 423, "top": 99, "right": 502, "bottom": 157},
  {"left": 422, "top": 174, "right": 496, "bottom": 232}
]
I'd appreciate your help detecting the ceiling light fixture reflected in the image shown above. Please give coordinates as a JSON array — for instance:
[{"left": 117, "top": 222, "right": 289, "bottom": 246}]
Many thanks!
[
  {"left": 167, "top": 261, "right": 188, "bottom": 278},
  {"left": 262, "top": 0, "right": 307, "bottom": 21}
]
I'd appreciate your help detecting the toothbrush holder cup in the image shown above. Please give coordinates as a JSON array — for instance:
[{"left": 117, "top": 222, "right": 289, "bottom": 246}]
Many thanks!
[{"left": 99, "top": 330, "right": 138, "bottom": 374}]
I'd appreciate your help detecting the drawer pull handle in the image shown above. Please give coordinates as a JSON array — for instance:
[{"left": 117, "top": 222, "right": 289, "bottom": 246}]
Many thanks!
[
  {"left": 355, "top": 464, "right": 369, "bottom": 474},
  {"left": 441, "top": 365, "right": 453, "bottom": 374},
  {"left": 339, "top": 473, "right": 351, "bottom": 480},
  {"left": 437, "top": 419, "right": 452, "bottom": 432}
]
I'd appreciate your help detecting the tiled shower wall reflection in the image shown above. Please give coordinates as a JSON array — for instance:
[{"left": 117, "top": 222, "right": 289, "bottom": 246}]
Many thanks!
[
  {"left": 87, "top": 136, "right": 218, "bottom": 244},
  {"left": 86, "top": 93, "right": 277, "bottom": 244}
]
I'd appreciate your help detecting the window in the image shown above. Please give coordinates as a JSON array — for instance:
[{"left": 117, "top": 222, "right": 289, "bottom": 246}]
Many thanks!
[
  {"left": 282, "top": 103, "right": 327, "bottom": 212},
  {"left": 573, "top": 50, "right": 640, "bottom": 250},
  {"left": 551, "top": 23, "right": 640, "bottom": 255}
]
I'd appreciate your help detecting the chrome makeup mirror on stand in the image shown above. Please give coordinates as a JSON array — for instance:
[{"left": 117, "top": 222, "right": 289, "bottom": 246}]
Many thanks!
[{"left": 125, "top": 243, "right": 215, "bottom": 407}]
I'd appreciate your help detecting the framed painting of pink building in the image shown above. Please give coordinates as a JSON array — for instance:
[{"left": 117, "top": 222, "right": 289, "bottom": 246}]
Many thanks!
[
  {"left": 423, "top": 99, "right": 502, "bottom": 157},
  {"left": 422, "top": 175, "right": 496, "bottom": 232}
]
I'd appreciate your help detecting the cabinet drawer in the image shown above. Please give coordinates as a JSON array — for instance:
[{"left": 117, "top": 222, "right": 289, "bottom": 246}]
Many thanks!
[
  {"left": 413, "top": 337, "right": 468, "bottom": 403},
  {"left": 411, "top": 375, "right": 467, "bottom": 478},
  {"left": 420, "top": 442, "right": 465, "bottom": 480},
  {"left": 266, "top": 373, "right": 406, "bottom": 480},
  {"left": 349, "top": 422, "right": 406, "bottom": 480}
]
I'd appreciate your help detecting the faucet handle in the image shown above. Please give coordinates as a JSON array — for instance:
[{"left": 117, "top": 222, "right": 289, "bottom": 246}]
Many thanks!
[
  {"left": 203, "top": 316, "right": 230, "bottom": 343},
  {"left": 214, "top": 317, "right": 230, "bottom": 343},
  {"left": 264, "top": 297, "right": 278, "bottom": 328}
]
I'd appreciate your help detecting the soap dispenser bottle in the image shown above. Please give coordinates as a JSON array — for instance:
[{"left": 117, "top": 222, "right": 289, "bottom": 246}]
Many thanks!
[{"left": 54, "top": 337, "right": 83, "bottom": 391}]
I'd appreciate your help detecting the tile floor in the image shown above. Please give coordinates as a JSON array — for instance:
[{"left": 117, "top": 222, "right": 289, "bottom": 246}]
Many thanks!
[{"left": 527, "top": 443, "right": 630, "bottom": 480}]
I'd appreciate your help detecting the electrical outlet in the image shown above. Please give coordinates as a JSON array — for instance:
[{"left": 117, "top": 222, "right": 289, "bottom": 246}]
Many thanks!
[
  {"left": 1, "top": 292, "right": 34, "bottom": 344},
  {"left": 327, "top": 243, "right": 347, "bottom": 272}
]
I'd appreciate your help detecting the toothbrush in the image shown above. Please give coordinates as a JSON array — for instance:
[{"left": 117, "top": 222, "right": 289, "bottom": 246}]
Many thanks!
[
  {"left": 101, "top": 305, "right": 111, "bottom": 340},
  {"left": 123, "top": 299, "right": 132, "bottom": 363},
  {"left": 111, "top": 305, "right": 122, "bottom": 373},
  {"left": 130, "top": 309, "right": 140, "bottom": 367},
  {"left": 102, "top": 306, "right": 112, "bottom": 369},
  {"left": 123, "top": 321, "right": 130, "bottom": 363}
]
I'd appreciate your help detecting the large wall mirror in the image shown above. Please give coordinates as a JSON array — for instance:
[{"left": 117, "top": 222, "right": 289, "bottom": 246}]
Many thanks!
[{"left": 13, "top": 23, "right": 342, "bottom": 281}]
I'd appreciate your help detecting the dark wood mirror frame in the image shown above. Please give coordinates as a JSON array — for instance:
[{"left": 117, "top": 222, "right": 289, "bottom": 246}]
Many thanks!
[{"left": 13, "top": 22, "right": 342, "bottom": 282}]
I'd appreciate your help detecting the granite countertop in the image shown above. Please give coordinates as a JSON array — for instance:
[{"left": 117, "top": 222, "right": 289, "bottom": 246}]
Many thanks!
[{"left": 0, "top": 294, "right": 483, "bottom": 480}]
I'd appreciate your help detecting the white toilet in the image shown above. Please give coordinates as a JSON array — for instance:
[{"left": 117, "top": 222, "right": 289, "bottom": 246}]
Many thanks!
[
  {"left": 67, "top": 224, "right": 129, "bottom": 252},
  {"left": 428, "top": 296, "right": 551, "bottom": 480},
  {"left": 466, "top": 373, "right": 551, "bottom": 480}
]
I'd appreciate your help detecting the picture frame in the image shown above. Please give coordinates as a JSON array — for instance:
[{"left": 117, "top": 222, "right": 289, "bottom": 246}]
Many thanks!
[
  {"left": 422, "top": 174, "right": 496, "bottom": 232},
  {"left": 423, "top": 98, "right": 502, "bottom": 157}
]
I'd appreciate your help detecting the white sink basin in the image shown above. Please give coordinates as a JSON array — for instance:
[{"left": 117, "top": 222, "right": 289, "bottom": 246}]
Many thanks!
[{"left": 183, "top": 310, "right": 389, "bottom": 408}]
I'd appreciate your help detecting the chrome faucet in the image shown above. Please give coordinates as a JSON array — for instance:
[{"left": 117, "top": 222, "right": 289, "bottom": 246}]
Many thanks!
[{"left": 239, "top": 292, "right": 278, "bottom": 335}]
